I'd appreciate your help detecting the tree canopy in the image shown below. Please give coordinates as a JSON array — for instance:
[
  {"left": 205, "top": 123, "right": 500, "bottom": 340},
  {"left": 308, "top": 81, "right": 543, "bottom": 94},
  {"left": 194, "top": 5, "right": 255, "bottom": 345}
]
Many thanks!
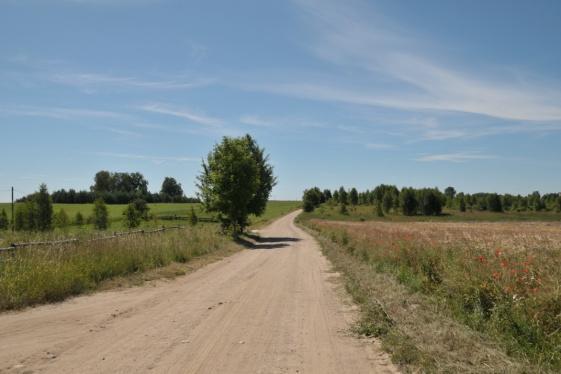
[{"left": 197, "top": 135, "right": 276, "bottom": 234}]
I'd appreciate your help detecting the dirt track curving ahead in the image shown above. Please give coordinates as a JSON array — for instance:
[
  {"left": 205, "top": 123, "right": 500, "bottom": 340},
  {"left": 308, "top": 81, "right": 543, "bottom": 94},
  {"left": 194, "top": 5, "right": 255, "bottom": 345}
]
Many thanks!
[{"left": 0, "top": 210, "right": 398, "bottom": 374}]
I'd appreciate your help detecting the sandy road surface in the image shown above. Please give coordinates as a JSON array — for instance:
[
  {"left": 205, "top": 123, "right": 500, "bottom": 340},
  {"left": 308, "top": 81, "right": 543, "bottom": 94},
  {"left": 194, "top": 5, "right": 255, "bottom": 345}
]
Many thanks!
[{"left": 0, "top": 211, "right": 397, "bottom": 374}]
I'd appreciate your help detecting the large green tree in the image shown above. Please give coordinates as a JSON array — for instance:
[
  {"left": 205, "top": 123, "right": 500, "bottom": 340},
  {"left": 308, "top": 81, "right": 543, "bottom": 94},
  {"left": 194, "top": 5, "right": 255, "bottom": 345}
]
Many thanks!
[
  {"left": 160, "top": 177, "right": 184, "bottom": 201},
  {"left": 197, "top": 135, "right": 276, "bottom": 234}
]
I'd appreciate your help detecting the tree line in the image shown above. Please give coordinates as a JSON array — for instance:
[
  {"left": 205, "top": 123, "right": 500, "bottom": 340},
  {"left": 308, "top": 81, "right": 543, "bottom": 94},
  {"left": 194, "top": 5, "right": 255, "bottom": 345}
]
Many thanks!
[
  {"left": 303, "top": 184, "right": 561, "bottom": 216},
  {"left": 2, "top": 183, "right": 200, "bottom": 232},
  {"left": 17, "top": 172, "right": 199, "bottom": 204}
]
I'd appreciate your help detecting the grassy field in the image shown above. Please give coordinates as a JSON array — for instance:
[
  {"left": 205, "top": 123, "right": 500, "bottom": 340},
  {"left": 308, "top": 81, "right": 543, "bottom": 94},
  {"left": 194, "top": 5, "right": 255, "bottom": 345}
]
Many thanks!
[
  {"left": 305, "top": 202, "right": 561, "bottom": 222},
  {"left": 0, "top": 201, "right": 300, "bottom": 247},
  {"left": 299, "top": 209, "right": 561, "bottom": 372},
  {"left": 0, "top": 200, "right": 299, "bottom": 311}
]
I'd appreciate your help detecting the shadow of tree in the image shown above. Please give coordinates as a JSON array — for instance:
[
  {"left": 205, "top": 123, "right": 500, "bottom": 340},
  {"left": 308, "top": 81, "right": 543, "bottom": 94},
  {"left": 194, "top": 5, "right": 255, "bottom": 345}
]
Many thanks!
[{"left": 235, "top": 234, "right": 300, "bottom": 250}]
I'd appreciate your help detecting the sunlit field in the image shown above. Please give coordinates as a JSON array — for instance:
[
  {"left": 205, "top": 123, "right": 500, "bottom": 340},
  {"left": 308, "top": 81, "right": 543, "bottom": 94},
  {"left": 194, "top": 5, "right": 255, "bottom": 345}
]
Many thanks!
[
  {"left": 0, "top": 201, "right": 300, "bottom": 247},
  {"left": 301, "top": 216, "right": 561, "bottom": 370}
]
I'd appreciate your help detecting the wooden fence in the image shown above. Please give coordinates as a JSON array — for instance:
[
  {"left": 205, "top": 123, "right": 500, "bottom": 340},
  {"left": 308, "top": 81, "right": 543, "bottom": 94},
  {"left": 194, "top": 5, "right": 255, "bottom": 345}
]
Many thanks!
[{"left": 0, "top": 225, "right": 186, "bottom": 253}]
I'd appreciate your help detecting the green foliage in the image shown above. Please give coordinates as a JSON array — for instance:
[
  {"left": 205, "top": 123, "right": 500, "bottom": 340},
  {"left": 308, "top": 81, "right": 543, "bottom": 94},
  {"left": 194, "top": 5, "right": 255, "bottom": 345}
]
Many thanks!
[
  {"left": 197, "top": 134, "right": 276, "bottom": 234},
  {"left": 349, "top": 188, "right": 359, "bottom": 206},
  {"left": 0, "top": 209, "right": 8, "bottom": 230},
  {"left": 339, "top": 203, "right": 349, "bottom": 215},
  {"left": 323, "top": 189, "right": 332, "bottom": 201},
  {"left": 459, "top": 195, "right": 467, "bottom": 212},
  {"left": 487, "top": 193, "right": 503, "bottom": 212},
  {"left": 376, "top": 203, "right": 384, "bottom": 217},
  {"left": 400, "top": 188, "right": 418, "bottom": 216},
  {"left": 189, "top": 206, "right": 199, "bottom": 226},
  {"left": 54, "top": 209, "right": 70, "bottom": 228},
  {"left": 556, "top": 196, "right": 561, "bottom": 213},
  {"left": 332, "top": 190, "right": 340, "bottom": 203},
  {"left": 123, "top": 203, "right": 141, "bottom": 229},
  {"left": 35, "top": 184, "right": 53, "bottom": 231},
  {"left": 302, "top": 187, "right": 323, "bottom": 212},
  {"left": 93, "top": 198, "right": 109, "bottom": 230},
  {"left": 132, "top": 198, "right": 150, "bottom": 220},
  {"left": 382, "top": 191, "right": 393, "bottom": 213},
  {"left": 338, "top": 186, "right": 348, "bottom": 205},
  {"left": 160, "top": 177, "right": 184, "bottom": 202},
  {"left": 13, "top": 184, "right": 53, "bottom": 231},
  {"left": 74, "top": 211, "right": 85, "bottom": 226},
  {"left": 417, "top": 188, "right": 444, "bottom": 216}
]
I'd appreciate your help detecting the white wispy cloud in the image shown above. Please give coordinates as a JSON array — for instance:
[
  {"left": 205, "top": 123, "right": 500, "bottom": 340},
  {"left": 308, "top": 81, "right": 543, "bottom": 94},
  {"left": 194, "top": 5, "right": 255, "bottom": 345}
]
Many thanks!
[
  {"left": 239, "top": 115, "right": 276, "bottom": 127},
  {"left": 266, "top": 0, "right": 561, "bottom": 123},
  {"left": 416, "top": 152, "right": 495, "bottom": 163},
  {"left": 139, "top": 103, "right": 223, "bottom": 127},
  {"left": 49, "top": 72, "right": 214, "bottom": 91},
  {"left": 0, "top": 106, "right": 129, "bottom": 120},
  {"left": 94, "top": 152, "right": 198, "bottom": 164}
]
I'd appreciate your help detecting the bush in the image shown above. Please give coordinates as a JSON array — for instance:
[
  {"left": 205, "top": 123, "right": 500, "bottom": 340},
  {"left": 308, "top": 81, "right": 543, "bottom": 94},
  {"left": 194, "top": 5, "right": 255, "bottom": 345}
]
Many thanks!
[
  {"left": 132, "top": 198, "right": 150, "bottom": 220},
  {"left": 93, "top": 198, "right": 109, "bottom": 230},
  {"left": 487, "top": 193, "right": 503, "bottom": 212},
  {"left": 303, "top": 187, "right": 323, "bottom": 212},
  {"left": 123, "top": 203, "right": 141, "bottom": 229},
  {"left": 75, "top": 212, "right": 84, "bottom": 226},
  {"left": 400, "top": 188, "right": 418, "bottom": 216},
  {"left": 54, "top": 209, "right": 70, "bottom": 228}
]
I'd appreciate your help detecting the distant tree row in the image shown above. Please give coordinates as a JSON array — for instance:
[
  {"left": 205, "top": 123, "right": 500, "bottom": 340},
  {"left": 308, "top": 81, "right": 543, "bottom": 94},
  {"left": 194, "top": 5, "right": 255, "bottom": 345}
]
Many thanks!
[
  {"left": 4, "top": 183, "right": 177, "bottom": 232},
  {"left": 17, "top": 172, "right": 199, "bottom": 204},
  {"left": 303, "top": 184, "right": 561, "bottom": 216}
]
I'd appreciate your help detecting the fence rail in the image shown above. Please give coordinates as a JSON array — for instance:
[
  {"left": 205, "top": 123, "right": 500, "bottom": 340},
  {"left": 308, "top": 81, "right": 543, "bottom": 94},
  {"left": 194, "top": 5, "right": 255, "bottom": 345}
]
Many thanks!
[
  {"left": 0, "top": 225, "right": 185, "bottom": 253},
  {"left": 157, "top": 215, "right": 216, "bottom": 223}
]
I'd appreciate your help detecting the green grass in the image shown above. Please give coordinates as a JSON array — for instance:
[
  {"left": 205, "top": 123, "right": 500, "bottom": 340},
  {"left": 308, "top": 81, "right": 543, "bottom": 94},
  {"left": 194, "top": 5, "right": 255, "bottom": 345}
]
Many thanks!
[
  {"left": 0, "top": 201, "right": 300, "bottom": 246},
  {"left": 305, "top": 202, "right": 561, "bottom": 222},
  {"left": 0, "top": 200, "right": 300, "bottom": 311}
]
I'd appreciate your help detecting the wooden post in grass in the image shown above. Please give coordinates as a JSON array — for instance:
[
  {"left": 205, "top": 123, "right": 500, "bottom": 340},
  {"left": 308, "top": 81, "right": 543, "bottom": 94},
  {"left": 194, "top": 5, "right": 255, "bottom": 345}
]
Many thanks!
[{"left": 11, "top": 186, "right": 14, "bottom": 232}]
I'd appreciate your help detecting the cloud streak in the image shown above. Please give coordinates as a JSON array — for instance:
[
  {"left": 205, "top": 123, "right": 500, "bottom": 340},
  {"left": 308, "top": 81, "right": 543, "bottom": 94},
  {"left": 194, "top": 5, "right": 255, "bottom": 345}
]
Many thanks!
[
  {"left": 94, "top": 152, "right": 198, "bottom": 164},
  {"left": 139, "top": 103, "right": 223, "bottom": 127},
  {"left": 0, "top": 106, "right": 129, "bottom": 120},
  {"left": 269, "top": 0, "right": 561, "bottom": 123},
  {"left": 49, "top": 72, "right": 214, "bottom": 91},
  {"left": 416, "top": 152, "right": 495, "bottom": 163}
]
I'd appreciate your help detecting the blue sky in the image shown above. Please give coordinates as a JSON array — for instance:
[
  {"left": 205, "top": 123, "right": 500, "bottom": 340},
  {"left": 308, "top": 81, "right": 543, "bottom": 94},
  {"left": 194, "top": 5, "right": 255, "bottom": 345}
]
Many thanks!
[{"left": 1, "top": 0, "right": 561, "bottom": 201}]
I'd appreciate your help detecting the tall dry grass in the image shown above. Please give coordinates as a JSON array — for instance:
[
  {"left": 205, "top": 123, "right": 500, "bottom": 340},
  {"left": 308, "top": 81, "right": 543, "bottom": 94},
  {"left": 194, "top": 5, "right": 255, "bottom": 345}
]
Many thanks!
[
  {"left": 0, "top": 225, "right": 235, "bottom": 311},
  {"left": 305, "top": 219, "right": 561, "bottom": 370}
]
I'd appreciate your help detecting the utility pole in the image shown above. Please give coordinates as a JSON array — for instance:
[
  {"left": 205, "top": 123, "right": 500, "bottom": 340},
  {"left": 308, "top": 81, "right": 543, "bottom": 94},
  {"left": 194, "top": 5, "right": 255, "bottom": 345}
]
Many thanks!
[{"left": 11, "top": 186, "right": 14, "bottom": 232}]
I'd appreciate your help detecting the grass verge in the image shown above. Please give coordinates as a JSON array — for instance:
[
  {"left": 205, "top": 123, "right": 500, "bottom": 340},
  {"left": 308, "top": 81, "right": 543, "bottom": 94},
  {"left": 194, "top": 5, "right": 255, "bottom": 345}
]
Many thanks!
[{"left": 0, "top": 224, "right": 240, "bottom": 311}]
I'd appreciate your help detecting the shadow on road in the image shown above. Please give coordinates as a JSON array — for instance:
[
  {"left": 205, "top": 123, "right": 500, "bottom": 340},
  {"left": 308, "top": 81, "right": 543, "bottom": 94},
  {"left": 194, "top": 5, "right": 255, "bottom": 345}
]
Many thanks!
[{"left": 235, "top": 234, "right": 301, "bottom": 250}]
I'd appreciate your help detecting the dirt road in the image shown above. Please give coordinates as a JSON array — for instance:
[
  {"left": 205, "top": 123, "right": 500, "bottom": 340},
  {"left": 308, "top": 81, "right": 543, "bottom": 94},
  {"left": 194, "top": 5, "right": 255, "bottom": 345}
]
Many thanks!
[{"left": 0, "top": 211, "right": 397, "bottom": 373}]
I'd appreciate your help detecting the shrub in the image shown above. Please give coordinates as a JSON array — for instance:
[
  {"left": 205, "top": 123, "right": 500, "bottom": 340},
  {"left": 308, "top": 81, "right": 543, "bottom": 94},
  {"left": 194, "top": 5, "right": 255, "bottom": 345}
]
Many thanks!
[
  {"left": 189, "top": 206, "right": 199, "bottom": 226},
  {"left": 75, "top": 212, "right": 85, "bottom": 226},
  {"left": 93, "top": 198, "right": 109, "bottom": 230},
  {"left": 123, "top": 203, "right": 141, "bottom": 229},
  {"left": 132, "top": 198, "right": 150, "bottom": 220},
  {"left": 400, "top": 188, "right": 418, "bottom": 216},
  {"left": 54, "top": 209, "right": 70, "bottom": 228}
]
